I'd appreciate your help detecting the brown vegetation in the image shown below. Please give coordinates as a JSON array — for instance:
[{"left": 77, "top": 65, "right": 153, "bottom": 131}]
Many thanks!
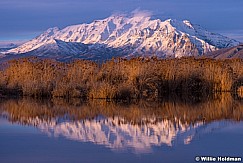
[
  {"left": 0, "top": 93, "right": 243, "bottom": 125},
  {"left": 238, "top": 86, "right": 243, "bottom": 98},
  {"left": 0, "top": 57, "right": 243, "bottom": 99}
]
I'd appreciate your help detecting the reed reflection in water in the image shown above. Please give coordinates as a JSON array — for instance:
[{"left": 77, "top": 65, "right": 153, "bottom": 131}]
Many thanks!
[{"left": 0, "top": 93, "right": 243, "bottom": 153}]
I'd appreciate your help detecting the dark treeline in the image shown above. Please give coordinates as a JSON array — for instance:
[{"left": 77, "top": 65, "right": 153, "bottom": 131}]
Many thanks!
[{"left": 0, "top": 57, "right": 243, "bottom": 99}]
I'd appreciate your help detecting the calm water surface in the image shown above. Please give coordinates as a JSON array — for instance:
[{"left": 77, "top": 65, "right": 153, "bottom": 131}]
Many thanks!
[{"left": 0, "top": 94, "right": 243, "bottom": 163}]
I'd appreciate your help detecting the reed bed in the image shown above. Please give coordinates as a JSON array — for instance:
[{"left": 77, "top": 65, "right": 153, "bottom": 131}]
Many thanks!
[{"left": 0, "top": 57, "right": 242, "bottom": 99}]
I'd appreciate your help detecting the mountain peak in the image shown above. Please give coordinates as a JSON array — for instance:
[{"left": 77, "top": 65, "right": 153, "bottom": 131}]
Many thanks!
[
  {"left": 1, "top": 15, "right": 240, "bottom": 61},
  {"left": 40, "top": 27, "right": 60, "bottom": 38}
]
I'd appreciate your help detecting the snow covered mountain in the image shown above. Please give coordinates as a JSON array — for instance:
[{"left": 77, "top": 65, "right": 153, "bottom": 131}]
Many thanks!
[
  {"left": 0, "top": 40, "right": 26, "bottom": 52},
  {"left": 31, "top": 117, "right": 205, "bottom": 153},
  {"left": 1, "top": 15, "right": 239, "bottom": 61},
  {"left": 2, "top": 114, "right": 233, "bottom": 153},
  {"left": 0, "top": 43, "right": 18, "bottom": 53},
  {"left": 34, "top": 119, "right": 232, "bottom": 153}
]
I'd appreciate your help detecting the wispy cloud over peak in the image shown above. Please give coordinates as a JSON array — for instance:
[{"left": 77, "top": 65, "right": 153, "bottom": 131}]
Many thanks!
[
  {"left": 131, "top": 8, "right": 153, "bottom": 18},
  {"left": 111, "top": 9, "right": 153, "bottom": 19}
]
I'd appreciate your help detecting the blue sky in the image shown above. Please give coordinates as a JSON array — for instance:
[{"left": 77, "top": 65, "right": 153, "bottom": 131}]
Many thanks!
[{"left": 0, "top": 0, "right": 243, "bottom": 42}]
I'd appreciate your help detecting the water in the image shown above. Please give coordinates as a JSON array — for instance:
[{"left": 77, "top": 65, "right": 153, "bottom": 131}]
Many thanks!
[{"left": 0, "top": 94, "right": 243, "bottom": 163}]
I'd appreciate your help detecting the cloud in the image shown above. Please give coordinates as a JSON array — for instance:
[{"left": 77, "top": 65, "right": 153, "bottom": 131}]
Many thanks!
[
  {"left": 111, "top": 8, "right": 153, "bottom": 19},
  {"left": 131, "top": 8, "right": 153, "bottom": 17},
  {"left": 111, "top": 11, "right": 128, "bottom": 17}
]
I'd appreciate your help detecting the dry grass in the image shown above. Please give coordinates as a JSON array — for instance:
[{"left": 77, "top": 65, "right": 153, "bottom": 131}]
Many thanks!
[
  {"left": 238, "top": 86, "right": 243, "bottom": 98},
  {"left": 0, "top": 93, "right": 243, "bottom": 125},
  {"left": 0, "top": 57, "right": 243, "bottom": 99}
]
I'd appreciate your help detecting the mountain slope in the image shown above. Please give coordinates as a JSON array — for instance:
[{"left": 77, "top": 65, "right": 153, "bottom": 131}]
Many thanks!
[
  {"left": 206, "top": 44, "right": 243, "bottom": 59},
  {"left": 1, "top": 15, "right": 239, "bottom": 61}
]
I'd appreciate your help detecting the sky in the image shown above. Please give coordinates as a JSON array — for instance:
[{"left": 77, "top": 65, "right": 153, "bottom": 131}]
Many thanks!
[{"left": 0, "top": 0, "right": 243, "bottom": 42}]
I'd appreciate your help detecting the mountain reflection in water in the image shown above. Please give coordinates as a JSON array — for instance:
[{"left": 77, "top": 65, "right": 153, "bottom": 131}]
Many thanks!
[{"left": 0, "top": 93, "right": 243, "bottom": 153}]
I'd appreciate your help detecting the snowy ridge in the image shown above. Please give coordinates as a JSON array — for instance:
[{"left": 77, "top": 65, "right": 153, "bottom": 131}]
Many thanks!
[
  {"left": 17, "top": 116, "right": 231, "bottom": 153},
  {"left": 1, "top": 15, "right": 239, "bottom": 61},
  {"left": 23, "top": 117, "right": 204, "bottom": 153}
]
